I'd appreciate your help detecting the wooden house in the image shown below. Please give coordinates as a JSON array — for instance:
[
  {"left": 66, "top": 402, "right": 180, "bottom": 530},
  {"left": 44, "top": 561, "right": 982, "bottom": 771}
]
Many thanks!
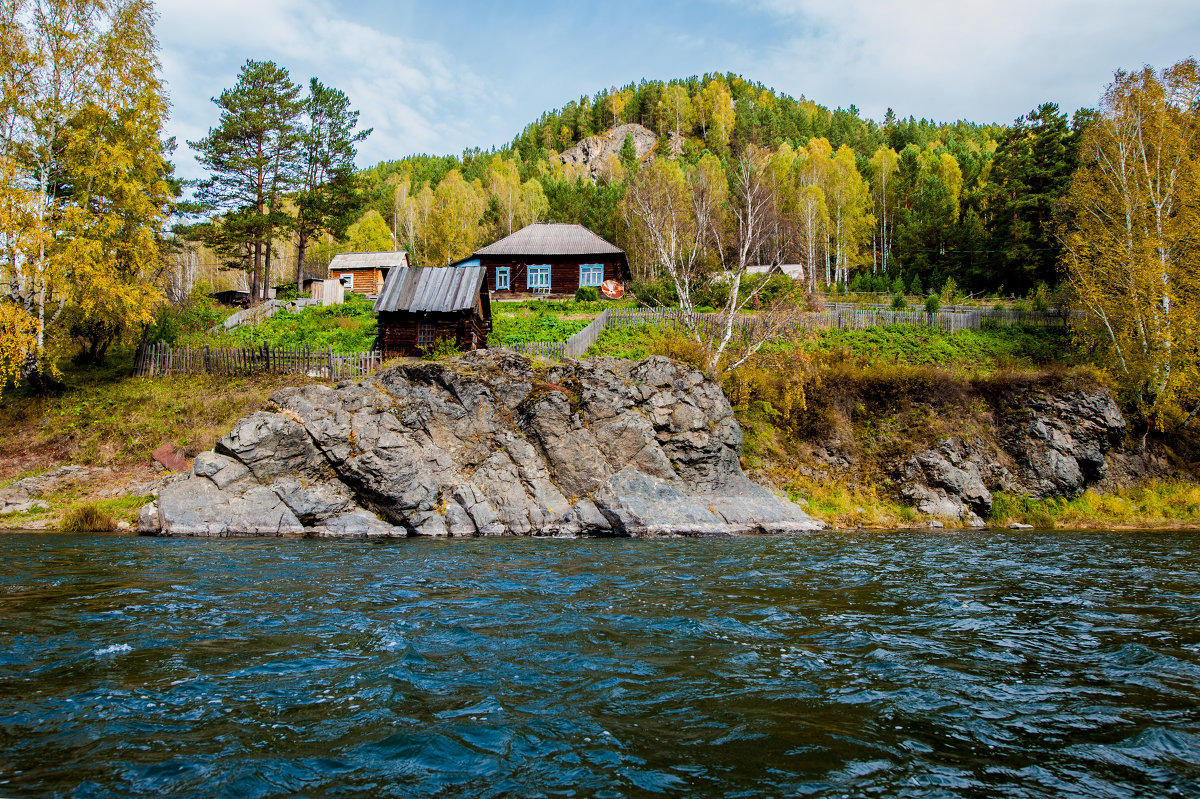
[
  {"left": 454, "top": 222, "right": 630, "bottom": 298},
  {"left": 329, "top": 251, "right": 410, "bottom": 296},
  {"left": 373, "top": 266, "right": 491, "bottom": 358}
]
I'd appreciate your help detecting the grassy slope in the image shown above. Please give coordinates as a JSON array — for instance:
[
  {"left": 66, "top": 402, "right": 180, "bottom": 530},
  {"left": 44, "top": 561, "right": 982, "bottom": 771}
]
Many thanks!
[{"left": 589, "top": 323, "right": 1199, "bottom": 529}]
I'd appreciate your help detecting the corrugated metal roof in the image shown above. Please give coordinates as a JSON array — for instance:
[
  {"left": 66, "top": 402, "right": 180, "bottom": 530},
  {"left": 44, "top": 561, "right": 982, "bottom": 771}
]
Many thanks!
[
  {"left": 329, "top": 251, "right": 411, "bottom": 270},
  {"left": 474, "top": 222, "right": 623, "bottom": 257},
  {"left": 373, "top": 266, "right": 487, "bottom": 313}
]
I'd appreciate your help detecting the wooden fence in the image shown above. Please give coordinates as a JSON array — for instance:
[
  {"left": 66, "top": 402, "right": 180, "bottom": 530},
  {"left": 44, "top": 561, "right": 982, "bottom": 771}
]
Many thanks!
[{"left": 134, "top": 342, "right": 381, "bottom": 380}]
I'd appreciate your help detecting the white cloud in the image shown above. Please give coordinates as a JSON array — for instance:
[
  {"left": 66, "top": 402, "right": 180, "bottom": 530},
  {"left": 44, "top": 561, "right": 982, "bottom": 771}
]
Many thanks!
[
  {"left": 722, "top": 0, "right": 1200, "bottom": 122},
  {"left": 155, "top": 0, "right": 489, "bottom": 179}
]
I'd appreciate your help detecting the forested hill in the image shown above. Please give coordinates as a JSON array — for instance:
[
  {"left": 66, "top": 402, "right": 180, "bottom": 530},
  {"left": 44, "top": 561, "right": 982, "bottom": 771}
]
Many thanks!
[{"left": 355, "top": 73, "right": 1090, "bottom": 296}]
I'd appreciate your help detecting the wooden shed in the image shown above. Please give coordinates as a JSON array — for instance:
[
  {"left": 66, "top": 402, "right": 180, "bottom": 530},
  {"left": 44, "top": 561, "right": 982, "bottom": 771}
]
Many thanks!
[
  {"left": 328, "top": 251, "right": 410, "bottom": 296},
  {"left": 455, "top": 222, "right": 630, "bottom": 299},
  {"left": 373, "top": 266, "right": 491, "bottom": 358}
]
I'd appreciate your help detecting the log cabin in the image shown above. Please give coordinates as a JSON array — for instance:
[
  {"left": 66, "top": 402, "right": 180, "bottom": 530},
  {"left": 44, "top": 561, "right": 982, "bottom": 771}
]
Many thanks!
[
  {"left": 373, "top": 266, "right": 491, "bottom": 358},
  {"left": 453, "top": 222, "right": 630, "bottom": 299},
  {"left": 328, "top": 251, "right": 410, "bottom": 296}
]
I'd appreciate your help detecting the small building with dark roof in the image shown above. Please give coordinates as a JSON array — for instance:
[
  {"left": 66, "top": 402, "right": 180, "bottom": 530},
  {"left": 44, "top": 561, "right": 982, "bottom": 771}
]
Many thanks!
[
  {"left": 455, "top": 222, "right": 630, "bottom": 298},
  {"left": 329, "top": 251, "right": 410, "bottom": 296},
  {"left": 373, "top": 266, "right": 490, "bottom": 358}
]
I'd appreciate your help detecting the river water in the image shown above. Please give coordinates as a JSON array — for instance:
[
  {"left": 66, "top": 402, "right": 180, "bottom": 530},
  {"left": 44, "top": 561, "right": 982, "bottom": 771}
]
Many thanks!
[{"left": 1, "top": 531, "right": 1199, "bottom": 798}]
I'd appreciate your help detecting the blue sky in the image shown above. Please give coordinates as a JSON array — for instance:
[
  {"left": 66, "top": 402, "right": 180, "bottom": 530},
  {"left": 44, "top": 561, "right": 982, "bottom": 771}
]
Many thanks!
[{"left": 156, "top": 0, "right": 1200, "bottom": 179}]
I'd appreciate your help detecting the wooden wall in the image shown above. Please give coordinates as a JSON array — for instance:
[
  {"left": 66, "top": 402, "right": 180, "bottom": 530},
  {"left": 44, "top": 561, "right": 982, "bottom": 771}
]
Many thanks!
[
  {"left": 479, "top": 254, "right": 629, "bottom": 297},
  {"left": 377, "top": 310, "right": 489, "bottom": 358},
  {"left": 330, "top": 267, "right": 385, "bottom": 295}
]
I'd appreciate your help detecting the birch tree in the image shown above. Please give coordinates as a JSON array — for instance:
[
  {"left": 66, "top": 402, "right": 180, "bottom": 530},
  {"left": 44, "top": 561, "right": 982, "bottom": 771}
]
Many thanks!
[{"left": 1061, "top": 58, "right": 1200, "bottom": 433}]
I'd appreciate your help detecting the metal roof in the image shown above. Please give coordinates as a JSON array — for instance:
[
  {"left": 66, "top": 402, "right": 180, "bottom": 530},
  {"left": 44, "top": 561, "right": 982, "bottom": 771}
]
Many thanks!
[
  {"left": 474, "top": 222, "right": 623, "bottom": 257},
  {"left": 373, "top": 266, "right": 487, "bottom": 314},
  {"left": 329, "top": 251, "right": 411, "bottom": 270}
]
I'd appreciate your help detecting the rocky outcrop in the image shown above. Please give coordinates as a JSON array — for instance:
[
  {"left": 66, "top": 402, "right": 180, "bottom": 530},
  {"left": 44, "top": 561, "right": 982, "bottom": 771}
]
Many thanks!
[
  {"left": 139, "top": 352, "right": 824, "bottom": 538},
  {"left": 560, "top": 123, "right": 657, "bottom": 176},
  {"left": 0, "top": 465, "right": 99, "bottom": 516},
  {"left": 895, "top": 385, "right": 1126, "bottom": 522}
]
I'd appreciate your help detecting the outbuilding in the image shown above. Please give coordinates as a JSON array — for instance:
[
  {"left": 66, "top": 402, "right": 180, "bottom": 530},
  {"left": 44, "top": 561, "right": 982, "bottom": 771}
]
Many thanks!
[
  {"left": 328, "top": 251, "right": 410, "bottom": 296},
  {"left": 455, "top": 222, "right": 630, "bottom": 298},
  {"left": 373, "top": 265, "right": 491, "bottom": 358}
]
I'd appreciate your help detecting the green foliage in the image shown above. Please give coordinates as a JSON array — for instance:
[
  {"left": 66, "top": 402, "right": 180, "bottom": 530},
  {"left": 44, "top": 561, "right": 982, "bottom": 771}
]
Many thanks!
[
  {"left": 924, "top": 294, "right": 941, "bottom": 314},
  {"left": 574, "top": 286, "right": 599, "bottom": 302},
  {"left": 60, "top": 502, "right": 116, "bottom": 533},
  {"left": 629, "top": 278, "right": 679, "bottom": 307},
  {"left": 810, "top": 324, "right": 1075, "bottom": 372},
  {"left": 147, "top": 292, "right": 230, "bottom": 345},
  {"left": 940, "top": 277, "right": 960, "bottom": 303},
  {"left": 420, "top": 336, "right": 462, "bottom": 360},
  {"left": 890, "top": 276, "right": 906, "bottom": 295},
  {"left": 908, "top": 274, "right": 923, "bottom": 295},
  {"left": 181, "top": 293, "right": 378, "bottom": 352},
  {"left": 488, "top": 311, "right": 590, "bottom": 345},
  {"left": 891, "top": 293, "right": 907, "bottom": 310}
]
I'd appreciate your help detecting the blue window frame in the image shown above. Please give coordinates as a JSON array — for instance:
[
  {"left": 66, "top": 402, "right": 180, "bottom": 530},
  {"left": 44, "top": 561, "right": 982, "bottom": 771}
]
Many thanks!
[
  {"left": 527, "top": 265, "right": 551, "bottom": 290},
  {"left": 495, "top": 266, "right": 510, "bottom": 290},
  {"left": 578, "top": 264, "right": 604, "bottom": 287}
]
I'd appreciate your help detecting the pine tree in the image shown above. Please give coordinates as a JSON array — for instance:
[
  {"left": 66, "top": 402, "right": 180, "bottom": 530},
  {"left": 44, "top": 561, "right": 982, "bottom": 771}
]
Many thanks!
[
  {"left": 190, "top": 60, "right": 303, "bottom": 302},
  {"left": 295, "top": 78, "right": 369, "bottom": 290}
]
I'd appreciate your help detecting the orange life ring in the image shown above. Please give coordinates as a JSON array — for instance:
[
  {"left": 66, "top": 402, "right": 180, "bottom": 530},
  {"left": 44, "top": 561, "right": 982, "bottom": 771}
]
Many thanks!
[{"left": 601, "top": 279, "right": 624, "bottom": 299}]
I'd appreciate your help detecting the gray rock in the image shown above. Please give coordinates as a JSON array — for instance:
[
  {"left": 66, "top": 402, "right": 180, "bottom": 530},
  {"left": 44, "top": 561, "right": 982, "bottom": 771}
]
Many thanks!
[
  {"left": 899, "top": 445, "right": 992, "bottom": 522},
  {"left": 142, "top": 354, "right": 824, "bottom": 538},
  {"left": 1009, "top": 522, "right": 1034, "bottom": 530}
]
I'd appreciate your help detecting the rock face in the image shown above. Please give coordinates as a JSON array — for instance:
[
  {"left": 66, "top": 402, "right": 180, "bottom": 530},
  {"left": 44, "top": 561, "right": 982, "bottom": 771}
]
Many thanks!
[
  {"left": 559, "top": 124, "right": 657, "bottom": 176},
  {"left": 140, "top": 352, "right": 824, "bottom": 538},
  {"left": 895, "top": 385, "right": 1127, "bottom": 522}
]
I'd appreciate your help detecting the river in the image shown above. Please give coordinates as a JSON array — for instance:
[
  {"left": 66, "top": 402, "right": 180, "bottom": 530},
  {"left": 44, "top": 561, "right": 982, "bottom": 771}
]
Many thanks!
[{"left": 1, "top": 531, "right": 1198, "bottom": 797}]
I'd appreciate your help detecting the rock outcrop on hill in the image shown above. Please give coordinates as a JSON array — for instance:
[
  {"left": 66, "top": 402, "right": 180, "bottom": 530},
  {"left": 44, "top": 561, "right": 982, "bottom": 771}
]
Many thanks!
[
  {"left": 139, "top": 353, "right": 824, "bottom": 538},
  {"left": 559, "top": 123, "right": 657, "bottom": 176}
]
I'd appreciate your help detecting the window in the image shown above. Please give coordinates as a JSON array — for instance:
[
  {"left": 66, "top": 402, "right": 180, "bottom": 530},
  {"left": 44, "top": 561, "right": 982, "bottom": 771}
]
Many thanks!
[
  {"left": 417, "top": 321, "right": 437, "bottom": 349},
  {"left": 495, "top": 267, "right": 510, "bottom": 291},
  {"left": 579, "top": 264, "right": 604, "bottom": 287},
  {"left": 339, "top": 273, "right": 353, "bottom": 288},
  {"left": 527, "top": 265, "right": 551, "bottom": 290}
]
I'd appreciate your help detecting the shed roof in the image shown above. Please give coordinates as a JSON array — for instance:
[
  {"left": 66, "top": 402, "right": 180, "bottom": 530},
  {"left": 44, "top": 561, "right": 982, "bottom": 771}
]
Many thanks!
[
  {"left": 329, "top": 251, "right": 410, "bottom": 270},
  {"left": 373, "top": 266, "right": 487, "bottom": 314},
  {"left": 475, "top": 222, "right": 623, "bottom": 257}
]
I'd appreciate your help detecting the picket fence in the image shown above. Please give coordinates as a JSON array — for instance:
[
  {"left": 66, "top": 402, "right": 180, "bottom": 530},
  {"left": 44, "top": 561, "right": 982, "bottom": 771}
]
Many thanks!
[
  {"left": 135, "top": 302, "right": 1067, "bottom": 379},
  {"left": 134, "top": 342, "right": 381, "bottom": 380}
]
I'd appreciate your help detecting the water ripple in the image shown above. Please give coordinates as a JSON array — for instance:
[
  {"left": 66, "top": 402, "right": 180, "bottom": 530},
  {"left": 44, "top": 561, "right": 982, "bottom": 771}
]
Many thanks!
[{"left": 1, "top": 531, "right": 1199, "bottom": 796}]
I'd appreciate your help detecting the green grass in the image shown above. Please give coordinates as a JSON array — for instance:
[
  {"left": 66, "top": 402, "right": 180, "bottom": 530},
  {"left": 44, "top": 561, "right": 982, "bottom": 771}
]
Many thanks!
[
  {"left": 488, "top": 312, "right": 591, "bottom": 345},
  {"left": 179, "top": 293, "right": 378, "bottom": 352},
  {"left": 0, "top": 348, "right": 321, "bottom": 467},
  {"left": 810, "top": 324, "right": 1076, "bottom": 372},
  {"left": 990, "top": 481, "right": 1200, "bottom": 529}
]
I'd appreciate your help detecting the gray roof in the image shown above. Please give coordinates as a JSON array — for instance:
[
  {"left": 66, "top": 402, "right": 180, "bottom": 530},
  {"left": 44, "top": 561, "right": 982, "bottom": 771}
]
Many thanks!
[
  {"left": 373, "top": 266, "right": 487, "bottom": 314},
  {"left": 329, "top": 251, "right": 410, "bottom": 270},
  {"left": 475, "top": 222, "right": 623, "bottom": 257}
]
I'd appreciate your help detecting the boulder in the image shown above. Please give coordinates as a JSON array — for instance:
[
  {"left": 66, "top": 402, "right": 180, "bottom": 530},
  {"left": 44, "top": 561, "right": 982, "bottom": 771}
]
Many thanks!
[{"left": 141, "top": 354, "right": 824, "bottom": 538}]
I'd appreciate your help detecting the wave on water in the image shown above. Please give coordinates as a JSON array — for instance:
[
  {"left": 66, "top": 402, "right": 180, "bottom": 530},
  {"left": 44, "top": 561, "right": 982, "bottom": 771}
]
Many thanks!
[{"left": 93, "top": 643, "right": 132, "bottom": 657}]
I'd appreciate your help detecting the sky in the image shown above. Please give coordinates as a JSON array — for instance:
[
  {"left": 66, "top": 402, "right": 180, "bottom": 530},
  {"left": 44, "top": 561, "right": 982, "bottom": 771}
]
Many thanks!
[{"left": 156, "top": 0, "right": 1200, "bottom": 180}]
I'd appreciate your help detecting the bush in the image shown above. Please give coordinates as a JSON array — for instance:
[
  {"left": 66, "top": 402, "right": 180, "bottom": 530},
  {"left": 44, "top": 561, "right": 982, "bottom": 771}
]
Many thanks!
[
  {"left": 574, "top": 286, "right": 599, "bottom": 302},
  {"left": 891, "top": 293, "right": 908, "bottom": 310},
  {"left": 629, "top": 278, "right": 679, "bottom": 307},
  {"left": 420, "top": 336, "right": 462, "bottom": 361},
  {"left": 890, "top": 276, "right": 906, "bottom": 295},
  {"left": 908, "top": 274, "right": 923, "bottom": 296},
  {"left": 61, "top": 502, "right": 116, "bottom": 533},
  {"left": 924, "top": 294, "right": 941, "bottom": 314}
]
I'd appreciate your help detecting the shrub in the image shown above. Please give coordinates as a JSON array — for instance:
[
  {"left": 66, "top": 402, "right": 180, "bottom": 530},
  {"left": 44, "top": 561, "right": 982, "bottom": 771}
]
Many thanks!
[
  {"left": 890, "top": 276, "right": 906, "bottom": 295},
  {"left": 629, "top": 278, "right": 678, "bottom": 307},
  {"left": 891, "top": 293, "right": 908, "bottom": 310},
  {"left": 61, "top": 502, "right": 116, "bottom": 533},
  {"left": 925, "top": 294, "right": 941, "bottom": 314},
  {"left": 908, "top": 274, "right": 923, "bottom": 296},
  {"left": 574, "top": 286, "right": 599, "bottom": 302},
  {"left": 420, "top": 336, "right": 463, "bottom": 361}
]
